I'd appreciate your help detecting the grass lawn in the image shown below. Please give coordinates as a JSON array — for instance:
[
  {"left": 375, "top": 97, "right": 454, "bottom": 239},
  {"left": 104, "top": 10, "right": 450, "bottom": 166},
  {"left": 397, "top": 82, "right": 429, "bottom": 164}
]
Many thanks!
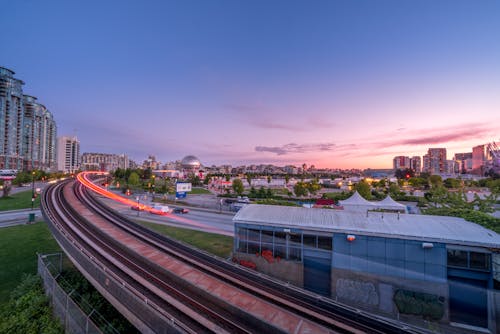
[
  {"left": 0, "top": 190, "right": 41, "bottom": 211},
  {"left": 138, "top": 221, "right": 233, "bottom": 258},
  {"left": 189, "top": 187, "right": 212, "bottom": 195},
  {"left": 0, "top": 222, "right": 60, "bottom": 305}
]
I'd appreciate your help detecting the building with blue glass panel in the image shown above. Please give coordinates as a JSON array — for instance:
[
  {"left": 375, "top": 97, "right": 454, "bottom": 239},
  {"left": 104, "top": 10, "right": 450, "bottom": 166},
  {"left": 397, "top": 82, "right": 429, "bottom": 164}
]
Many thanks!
[{"left": 233, "top": 204, "right": 500, "bottom": 333}]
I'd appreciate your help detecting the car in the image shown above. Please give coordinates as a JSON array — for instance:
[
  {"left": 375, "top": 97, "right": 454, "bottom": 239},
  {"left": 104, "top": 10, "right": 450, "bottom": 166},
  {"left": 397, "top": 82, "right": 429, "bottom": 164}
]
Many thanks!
[
  {"left": 150, "top": 205, "right": 170, "bottom": 215},
  {"left": 131, "top": 205, "right": 145, "bottom": 211},
  {"left": 173, "top": 207, "right": 189, "bottom": 214}
]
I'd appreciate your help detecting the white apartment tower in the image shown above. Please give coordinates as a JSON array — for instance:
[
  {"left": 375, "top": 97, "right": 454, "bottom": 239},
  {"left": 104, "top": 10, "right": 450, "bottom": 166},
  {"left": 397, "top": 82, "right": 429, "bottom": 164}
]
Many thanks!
[{"left": 57, "top": 136, "right": 80, "bottom": 173}]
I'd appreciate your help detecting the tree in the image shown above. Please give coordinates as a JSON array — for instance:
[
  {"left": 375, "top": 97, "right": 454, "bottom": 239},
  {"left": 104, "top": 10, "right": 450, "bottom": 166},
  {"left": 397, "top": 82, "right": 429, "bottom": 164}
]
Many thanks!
[
  {"left": 355, "top": 180, "right": 372, "bottom": 199},
  {"left": 128, "top": 172, "right": 140, "bottom": 187},
  {"left": 294, "top": 182, "right": 309, "bottom": 197},
  {"left": 388, "top": 183, "right": 401, "bottom": 197},
  {"left": 249, "top": 186, "right": 257, "bottom": 198},
  {"left": 13, "top": 171, "right": 31, "bottom": 186},
  {"left": 225, "top": 174, "right": 230, "bottom": 182},
  {"left": 246, "top": 174, "right": 252, "bottom": 186},
  {"left": 284, "top": 175, "right": 290, "bottom": 186},
  {"left": 142, "top": 168, "right": 152, "bottom": 180},
  {"left": 267, "top": 175, "right": 272, "bottom": 184},
  {"left": 307, "top": 179, "right": 321, "bottom": 195},
  {"left": 266, "top": 188, "right": 273, "bottom": 198},
  {"left": 428, "top": 175, "right": 443, "bottom": 188},
  {"left": 2, "top": 181, "right": 12, "bottom": 198},
  {"left": 232, "top": 178, "right": 244, "bottom": 195},
  {"left": 443, "top": 178, "right": 462, "bottom": 189},
  {"left": 203, "top": 174, "right": 211, "bottom": 185}
]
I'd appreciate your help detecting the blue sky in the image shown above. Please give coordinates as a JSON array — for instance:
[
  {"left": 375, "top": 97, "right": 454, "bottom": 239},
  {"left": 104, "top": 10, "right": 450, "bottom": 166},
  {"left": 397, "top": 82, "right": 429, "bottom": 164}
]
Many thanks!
[{"left": 1, "top": 0, "right": 499, "bottom": 168}]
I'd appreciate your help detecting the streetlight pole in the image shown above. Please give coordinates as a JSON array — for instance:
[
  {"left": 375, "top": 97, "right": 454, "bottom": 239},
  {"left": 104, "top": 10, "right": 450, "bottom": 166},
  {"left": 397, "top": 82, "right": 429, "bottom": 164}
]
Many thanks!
[{"left": 31, "top": 171, "right": 35, "bottom": 210}]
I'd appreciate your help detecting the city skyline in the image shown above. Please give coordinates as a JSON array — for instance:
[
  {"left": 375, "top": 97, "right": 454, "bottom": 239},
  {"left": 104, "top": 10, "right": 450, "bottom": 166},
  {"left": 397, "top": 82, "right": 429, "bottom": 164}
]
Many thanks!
[{"left": 1, "top": 1, "right": 499, "bottom": 169}]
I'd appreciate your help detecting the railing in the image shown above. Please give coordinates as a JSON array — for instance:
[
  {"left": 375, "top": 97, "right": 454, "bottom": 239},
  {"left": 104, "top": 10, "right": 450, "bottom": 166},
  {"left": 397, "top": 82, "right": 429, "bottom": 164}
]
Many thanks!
[{"left": 37, "top": 253, "right": 118, "bottom": 334}]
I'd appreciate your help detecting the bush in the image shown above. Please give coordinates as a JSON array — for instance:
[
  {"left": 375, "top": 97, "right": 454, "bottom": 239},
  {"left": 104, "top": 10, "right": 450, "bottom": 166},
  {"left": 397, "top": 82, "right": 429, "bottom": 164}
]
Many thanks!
[{"left": 0, "top": 274, "right": 63, "bottom": 334}]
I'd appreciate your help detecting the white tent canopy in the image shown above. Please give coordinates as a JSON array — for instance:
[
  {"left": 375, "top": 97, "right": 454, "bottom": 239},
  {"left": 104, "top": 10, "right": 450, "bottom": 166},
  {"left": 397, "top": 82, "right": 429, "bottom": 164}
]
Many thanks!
[
  {"left": 339, "top": 191, "right": 407, "bottom": 213},
  {"left": 338, "top": 191, "right": 376, "bottom": 212},
  {"left": 375, "top": 195, "right": 408, "bottom": 213}
]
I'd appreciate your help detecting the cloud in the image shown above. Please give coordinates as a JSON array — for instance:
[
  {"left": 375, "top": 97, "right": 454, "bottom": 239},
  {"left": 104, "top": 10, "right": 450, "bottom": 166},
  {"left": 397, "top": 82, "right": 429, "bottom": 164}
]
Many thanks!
[{"left": 255, "top": 142, "right": 336, "bottom": 155}]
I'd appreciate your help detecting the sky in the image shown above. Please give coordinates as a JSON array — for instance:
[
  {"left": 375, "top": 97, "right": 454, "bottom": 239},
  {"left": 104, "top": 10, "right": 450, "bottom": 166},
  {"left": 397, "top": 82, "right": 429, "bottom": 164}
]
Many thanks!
[{"left": 1, "top": 0, "right": 499, "bottom": 169}]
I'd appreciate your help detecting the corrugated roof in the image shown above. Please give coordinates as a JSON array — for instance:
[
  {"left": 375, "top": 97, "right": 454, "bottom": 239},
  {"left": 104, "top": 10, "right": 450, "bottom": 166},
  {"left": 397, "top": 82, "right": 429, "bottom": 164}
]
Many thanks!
[{"left": 233, "top": 204, "right": 500, "bottom": 248}]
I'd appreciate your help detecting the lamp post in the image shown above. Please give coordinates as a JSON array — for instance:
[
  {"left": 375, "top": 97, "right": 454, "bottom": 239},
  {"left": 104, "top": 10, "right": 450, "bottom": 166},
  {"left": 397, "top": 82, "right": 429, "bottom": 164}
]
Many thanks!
[{"left": 31, "top": 171, "right": 35, "bottom": 210}]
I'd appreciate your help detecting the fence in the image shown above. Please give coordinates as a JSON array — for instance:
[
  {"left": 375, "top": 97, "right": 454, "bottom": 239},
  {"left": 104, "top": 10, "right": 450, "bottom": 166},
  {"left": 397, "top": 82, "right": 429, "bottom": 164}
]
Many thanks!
[{"left": 38, "top": 253, "right": 119, "bottom": 334}]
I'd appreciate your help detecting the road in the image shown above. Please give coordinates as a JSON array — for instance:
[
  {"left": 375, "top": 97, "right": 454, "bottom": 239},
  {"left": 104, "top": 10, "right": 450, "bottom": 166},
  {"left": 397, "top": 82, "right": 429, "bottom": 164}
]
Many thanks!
[
  {"left": 101, "top": 197, "right": 235, "bottom": 236},
  {"left": 0, "top": 208, "right": 42, "bottom": 228}
]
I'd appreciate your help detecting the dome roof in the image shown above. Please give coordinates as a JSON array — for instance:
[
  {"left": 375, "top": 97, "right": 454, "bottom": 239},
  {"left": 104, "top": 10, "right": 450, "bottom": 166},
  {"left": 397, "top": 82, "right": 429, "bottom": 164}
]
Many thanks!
[{"left": 181, "top": 155, "right": 201, "bottom": 169}]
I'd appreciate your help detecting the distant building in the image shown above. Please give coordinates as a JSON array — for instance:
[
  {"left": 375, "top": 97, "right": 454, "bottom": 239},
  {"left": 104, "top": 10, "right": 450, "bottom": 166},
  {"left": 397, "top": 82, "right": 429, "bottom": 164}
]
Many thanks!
[
  {"left": 423, "top": 148, "right": 447, "bottom": 175},
  {"left": 0, "top": 66, "right": 57, "bottom": 171},
  {"left": 410, "top": 156, "right": 421, "bottom": 174},
  {"left": 81, "top": 152, "right": 129, "bottom": 172},
  {"left": 393, "top": 156, "right": 410, "bottom": 170},
  {"left": 472, "top": 145, "right": 491, "bottom": 176},
  {"left": 57, "top": 136, "right": 80, "bottom": 174},
  {"left": 283, "top": 165, "right": 299, "bottom": 174},
  {"left": 454, "top": 152, "right": 473, "bottom": 174}
]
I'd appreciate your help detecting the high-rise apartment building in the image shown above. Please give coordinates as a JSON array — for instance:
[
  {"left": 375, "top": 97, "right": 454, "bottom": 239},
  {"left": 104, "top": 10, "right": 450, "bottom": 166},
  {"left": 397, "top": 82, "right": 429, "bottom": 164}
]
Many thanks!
[
  {"left": 393, "top": 156, "right": 410, "bottom": 170},
  {"left": 81, "top": 152, "right": 129, "bottom": 172},
  {"left": 57, "top": 136, "right": 80, "bottom": 173},
  {"left": 0, "top": 66, "right": 57, "bottom": 171},
  {"left": 454, "top": 152, "right": 473, "bottom": 174},
  {"left": 472, "top": 145, "right": 491, "bottom": 176},
  {"left": 422, "top": 148, "right": 447, "bottom": 175},
  {"left": 410, "top": 156, "right": 421, "bottom": 174}
]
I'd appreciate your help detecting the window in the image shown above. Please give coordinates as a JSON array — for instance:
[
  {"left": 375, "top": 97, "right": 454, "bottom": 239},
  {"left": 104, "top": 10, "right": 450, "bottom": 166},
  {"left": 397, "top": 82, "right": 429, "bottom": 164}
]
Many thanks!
[
  {"left": 447, "top": 249, "right": 491, "bottom": 271},
  {"left": 261, "top": 230, "right": 273, "bottom": 243},
  {"left": 470, "top": 252, "right": 490, "bottom": 271},
  {"left": 303, "top": 235, "right": 316, "bottom": 248},
  {"left": 447, "top": 249, "right": 468, "bottom": 268},
  {"left": 274, "top": 232, "right": 286, "bottom": 245},
  {"left": 248, "top": 229, "right": 260, "bottom": 242},
  {"left": 289, "top": 233, "right": 302, "bottom": 247},
  {"left": 318, "top": 236, "right": 332, "bottom": 250}
]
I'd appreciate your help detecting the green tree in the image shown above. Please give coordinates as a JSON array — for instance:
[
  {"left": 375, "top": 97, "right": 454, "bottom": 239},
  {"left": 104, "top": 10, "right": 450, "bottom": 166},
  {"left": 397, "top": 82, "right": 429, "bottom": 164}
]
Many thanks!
[
  {"left": 284, "top": 175, "right": 290, "bottom": 186},
  {"left": 232, "top": 178, "right": 244, "bottom": 195},
  {"left": 443, "top": 178, "right": 462, "bottom": 189},
  {"left": 249, "top": 186, "right": 257, "bottom": 198},
  {"left": 355, "top": 180, "right": 372, "bottom": 199},
  {"left": 225, "top": 174, "right": 230, "bottom": 182},
  {"left": 258, "top": 186, "right": 267, "bottom": 198},
  {"left": 429, "top": 175, "right": 443, "bottom": 188},
  {"left": 388, "top": 183, "right": 401, "bottom": 196},
  {"left": 294, "top": 182, "right": 309, "bottom": 197},
  {"left": 246, "top": 174, "right": 252, "bottom": 186},
  {"left": 307, "top": 179, "right": 321, "bottom": 195},
  {"left": 266, "top": 188, "right": 273, "bottom": 198},
  {"left": 267, "top": 175, "right": 272, "bottom": 184},
  {"left": 128, "top": 172, "right": 140, "bottom": 187},
  {"left": 13, "top": 171, "right": 31, "bottom": 186}
]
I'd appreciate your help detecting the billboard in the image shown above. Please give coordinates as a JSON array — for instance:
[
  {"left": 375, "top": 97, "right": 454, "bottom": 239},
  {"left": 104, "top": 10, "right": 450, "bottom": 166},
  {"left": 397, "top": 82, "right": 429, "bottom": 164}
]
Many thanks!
[{"left": 176, "top": 182, "right": 192, "bottom": 192}]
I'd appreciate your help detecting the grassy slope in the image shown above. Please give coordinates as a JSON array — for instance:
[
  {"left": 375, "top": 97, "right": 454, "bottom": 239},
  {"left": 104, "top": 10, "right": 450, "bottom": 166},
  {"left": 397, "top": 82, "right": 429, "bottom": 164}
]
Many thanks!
[
  {"left": 0, "top": 222, "right": 60, "bottom": 304},
  {"left": 0, "top": 190, "right": 41, "bottom": 211},
  {"left": 139, "top": 221, "right": 233, "bottom": 258}
]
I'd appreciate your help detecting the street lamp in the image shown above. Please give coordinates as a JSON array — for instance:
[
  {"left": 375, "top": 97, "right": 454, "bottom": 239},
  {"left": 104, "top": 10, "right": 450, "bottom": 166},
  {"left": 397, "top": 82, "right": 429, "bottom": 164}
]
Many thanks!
[{"left": 31, "top": 171, "right": 36, "bottom": 210}]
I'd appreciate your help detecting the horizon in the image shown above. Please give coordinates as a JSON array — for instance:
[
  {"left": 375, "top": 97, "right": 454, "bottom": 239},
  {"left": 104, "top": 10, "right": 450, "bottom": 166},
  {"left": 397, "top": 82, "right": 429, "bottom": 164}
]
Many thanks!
[{"left": 1, "top": 0, "right": 499, "bottom": 169}]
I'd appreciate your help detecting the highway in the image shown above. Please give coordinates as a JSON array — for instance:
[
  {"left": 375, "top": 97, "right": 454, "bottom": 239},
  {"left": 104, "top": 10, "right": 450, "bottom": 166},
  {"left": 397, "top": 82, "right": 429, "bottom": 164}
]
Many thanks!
[{"left": 102, "top": 196, "right": 235, "bottom": 236}]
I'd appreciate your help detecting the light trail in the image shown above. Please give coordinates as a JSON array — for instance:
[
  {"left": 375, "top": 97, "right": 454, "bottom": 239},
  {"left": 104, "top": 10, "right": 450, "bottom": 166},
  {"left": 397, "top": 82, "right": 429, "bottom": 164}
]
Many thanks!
[{"left": 76, "top": 172, "right": 230, "bottom": 235}]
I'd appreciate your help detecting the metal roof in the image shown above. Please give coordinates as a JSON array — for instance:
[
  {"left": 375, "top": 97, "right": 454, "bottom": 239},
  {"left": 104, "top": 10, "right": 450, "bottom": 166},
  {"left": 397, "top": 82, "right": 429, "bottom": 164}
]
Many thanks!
[{"left": 233, "top": 204, "right": 500, "bottom": 248}]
